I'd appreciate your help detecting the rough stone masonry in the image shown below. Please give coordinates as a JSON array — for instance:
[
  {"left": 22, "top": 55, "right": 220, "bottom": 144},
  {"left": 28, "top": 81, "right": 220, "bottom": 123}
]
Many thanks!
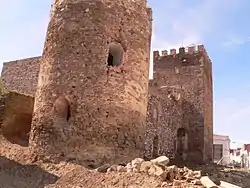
[
  {"left": 28, "top": 0, "right": 152, "bottom": 167},
  {"left": 0, "top": 1, "right": 213, "bottom": 167},
  {"left": 145, "top": 46, "right": 213, "bottom": 164}
]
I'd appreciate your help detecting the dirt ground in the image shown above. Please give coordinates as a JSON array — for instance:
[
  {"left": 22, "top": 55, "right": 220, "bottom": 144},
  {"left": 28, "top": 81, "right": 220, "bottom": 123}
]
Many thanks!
[{"left": 0, "top": 136, "right": 250, "bottom": 188}]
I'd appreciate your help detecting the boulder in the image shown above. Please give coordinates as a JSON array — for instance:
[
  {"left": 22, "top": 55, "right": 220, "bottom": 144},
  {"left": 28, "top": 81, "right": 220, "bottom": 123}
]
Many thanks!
[
  {"left": 165, "top": 165, "right": 178, "bottom": 181},
  {"left": 107, "top": 165, "right": 118, "bottom": 172},
  {"left": 117, "top": 165, "right": 126, "bottom": 172},
  {"left": 125, "top": 162, "right": 133, "bottom": 172},
  {"left": 151, "top": 156, "right": 170, "bottom": 167},
  {"left": 194, "top": 170, "right": 202, "bottom": 179},
  {"left": 96, "top": 164, "right": 110, "bottom": 173},
  {"left": 148, "top": 164, "right": 167, "bottom": 180},
  {"left": 140, "top": 161, "right": 154, "bottom": 173},
  {"left": 131, "top": 158, "right": 144, "bottom": 170}
]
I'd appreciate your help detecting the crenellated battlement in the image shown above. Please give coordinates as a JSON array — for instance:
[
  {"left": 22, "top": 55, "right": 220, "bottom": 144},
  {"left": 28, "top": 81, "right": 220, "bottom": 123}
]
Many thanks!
[
  {"left": 153, "top": 44, "right": 211, "bottom": 64},
  {"left": 146, "top": 7, "right": 153, "bottom": 21},
  {"left": 149, "top": 44, "right": 213, "bottom": 164}
]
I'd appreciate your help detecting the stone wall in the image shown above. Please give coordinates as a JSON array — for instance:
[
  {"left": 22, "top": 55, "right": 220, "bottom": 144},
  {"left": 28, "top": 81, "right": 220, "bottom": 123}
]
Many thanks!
[
  {"left": 29, "top": 0, "right": 152, "bottom": 167},
  {"left": 148, "top": 45, "right": 213, "bottom": 164},
  {"left": 203, "top": 49, "right": 213, "bottom": 162},
  {"left": 1, "top": 57, "right": 41, "bottom": 96},
  {"left": 145, "top": 82, "right": 183, "bottom": 160}
]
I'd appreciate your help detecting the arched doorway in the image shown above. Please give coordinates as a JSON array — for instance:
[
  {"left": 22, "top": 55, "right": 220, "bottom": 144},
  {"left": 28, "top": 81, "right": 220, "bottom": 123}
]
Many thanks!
[{"left": 176, "top": 128, "right": 188, "bottom": 160}]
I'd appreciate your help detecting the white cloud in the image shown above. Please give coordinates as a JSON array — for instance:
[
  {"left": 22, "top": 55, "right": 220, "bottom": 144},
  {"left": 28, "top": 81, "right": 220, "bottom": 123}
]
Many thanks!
[
  {"left": 214, "top": 94, "right": 250, "bottom": 143},
  {"left": 148, "top": 0, "right": 238, "bottom": 78},
  {"left": 222, "top": 36, "right": 250, "bottom": 47},
  {"left": 149, "top": 0, "right": 223, "bottom": 51},
  {"left": 148, "top": 0, "right": 250, "bottom": 143},
  {"left": 148, "top": 0, "right": 247, "bottom": 51}
]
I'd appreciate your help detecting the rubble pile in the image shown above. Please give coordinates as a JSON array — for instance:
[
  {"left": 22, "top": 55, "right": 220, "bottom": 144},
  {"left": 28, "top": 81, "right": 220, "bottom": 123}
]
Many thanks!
[
  {"left": 91, "top": 156, "right": 247, "bottom": 188},
  {"left": 95, "top": 156, "right": 204, "bottom": 187},
  {"left": 0, "top": 135, "right": 249, "bottom": 188}
]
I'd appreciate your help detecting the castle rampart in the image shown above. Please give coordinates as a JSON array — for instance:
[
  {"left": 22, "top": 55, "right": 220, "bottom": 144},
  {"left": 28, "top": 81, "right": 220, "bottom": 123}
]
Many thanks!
[{"left": 1, "top": 57, "right": 41, "bottom": 96}]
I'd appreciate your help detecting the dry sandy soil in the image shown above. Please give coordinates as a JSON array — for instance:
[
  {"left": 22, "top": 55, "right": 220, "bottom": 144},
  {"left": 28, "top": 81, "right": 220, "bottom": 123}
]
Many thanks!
[{"left": 0, "top": 135, "right": 250, "bottom": 188}]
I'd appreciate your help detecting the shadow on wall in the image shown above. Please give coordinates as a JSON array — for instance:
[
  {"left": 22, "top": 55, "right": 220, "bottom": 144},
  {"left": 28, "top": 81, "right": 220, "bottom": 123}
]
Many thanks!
[
  {"left": 172, "top": 99, "right": 205, "bottom": 165},
  {"left": 0, "top": 156, "right": 59, "bottom": 188},
  {"left": 152, "top": 135, "right": 159, "bottom": 158},
  {"left": 145, "top": 98, "right": 205, "bottom": 165},
  {"left": 0, "top": 91, "right": 34, "bottom": 147},
  {"left": 175, "top": 128, "right": 188, "bottom": 161}
]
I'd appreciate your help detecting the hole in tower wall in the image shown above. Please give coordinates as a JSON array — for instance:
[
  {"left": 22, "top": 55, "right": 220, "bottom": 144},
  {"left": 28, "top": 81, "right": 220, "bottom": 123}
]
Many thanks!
[
  {"left": 107, "top": 42, "right": 124, "bottom": 67},
  {"left": 53, "top": 96, "right": 71, "bottom": 122}
]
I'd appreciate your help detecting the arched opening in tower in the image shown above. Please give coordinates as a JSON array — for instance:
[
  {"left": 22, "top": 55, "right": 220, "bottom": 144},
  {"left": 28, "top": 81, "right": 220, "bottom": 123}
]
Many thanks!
[
  {"left": 176, "top": 128, "right": 188, "bottom": 160},
  {"left": 107, "top": 42, "right": 124, "bottom": 67},
  {"left": 152, "top": 135, "right": 159, "bottom": 158},
  {"left": 52, "top": 96, "right": 71, "bottom": 128}
]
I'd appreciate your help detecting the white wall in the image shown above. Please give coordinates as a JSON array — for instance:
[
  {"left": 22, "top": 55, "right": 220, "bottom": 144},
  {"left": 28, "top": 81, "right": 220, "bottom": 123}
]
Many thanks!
[
  {"left": 230, "top": 147, "right": 250, "bottom": 169},
  {"left": 213, "top": 134, "right": 230, "bottom": 165}
]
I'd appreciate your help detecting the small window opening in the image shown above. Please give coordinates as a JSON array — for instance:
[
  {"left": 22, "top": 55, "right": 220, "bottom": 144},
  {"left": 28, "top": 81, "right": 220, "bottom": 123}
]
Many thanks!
[{"left": 107, "top": 42, "right": 124, "bottom": 67}]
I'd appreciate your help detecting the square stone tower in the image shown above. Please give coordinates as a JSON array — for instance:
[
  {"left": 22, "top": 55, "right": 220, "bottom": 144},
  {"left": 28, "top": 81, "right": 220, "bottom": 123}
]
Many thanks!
[
  {"left": 29, "top": 0, "right": 152, "bottom": 167},
  {"left": 147, "top": 45, "right": 213, "bottom": 164}
]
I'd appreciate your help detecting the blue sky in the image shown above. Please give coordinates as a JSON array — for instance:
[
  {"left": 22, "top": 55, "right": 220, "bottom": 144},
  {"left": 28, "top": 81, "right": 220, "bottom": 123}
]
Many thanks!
[{"left": 0, "top": 0, "right": 250, "bottom": 145}]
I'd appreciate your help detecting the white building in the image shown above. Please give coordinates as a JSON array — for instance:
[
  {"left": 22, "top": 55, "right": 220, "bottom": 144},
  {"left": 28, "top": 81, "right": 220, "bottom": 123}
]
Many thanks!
[
  {"left": 230, "top": 143, "right": 250, "bottom": 169},
  {"left": 213, "top": 134, "right": 230, "bottom": 165}
]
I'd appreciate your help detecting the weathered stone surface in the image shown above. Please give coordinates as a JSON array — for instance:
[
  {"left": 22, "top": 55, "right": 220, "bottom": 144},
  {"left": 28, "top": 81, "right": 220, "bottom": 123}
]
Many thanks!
[
  {"left": 166, "top": 165, "right": 177, "bottom": 181},
  {"left": 131, "top": 158, "right": 145, "bottom": 170},
  {"left": 96, "top": 164, "right": 111, "bottom": 173},
  {"left": 140, "top": 161, "right": 153, "bottom": 173},
  {"left": 117, "top": 165, "right": 126, "bottom": 172},
  {"left": 194, "top": 170, "right": 202, "bottom": 179},
  {"left": 107, "top": 165, "right": 118, "bottom": 172},
  {"left": 144, "top": 86, "right": 183, "bottom": 160},
  {"left": 0, "top": 79, "right": 5, "bottom": 94},
  {"left": 151, "top": 156, "right": 170, "bottom": 166},
  {"left": 173, "top": 179, "right": 182, "bottom": 186},
  {"left": 1, "top": 57, "right": 40, "bottom": 96},
  {"left": 146, "top": 46, "right": 213, "bottom": 164},
  {"left": 29, "top": 0, "right": 152, "bottom": 167},
  {"left": 125, "top": 162, "right": 133, "bottom": 172},
  {"left": 147, "top": 164, "right": 166, "bottom": 179}
]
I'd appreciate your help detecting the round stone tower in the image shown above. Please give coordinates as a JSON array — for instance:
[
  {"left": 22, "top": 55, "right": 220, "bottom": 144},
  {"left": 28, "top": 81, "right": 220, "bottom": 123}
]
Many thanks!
[{"left": 29, "top": 0, "right": 152, "bottom": 167}]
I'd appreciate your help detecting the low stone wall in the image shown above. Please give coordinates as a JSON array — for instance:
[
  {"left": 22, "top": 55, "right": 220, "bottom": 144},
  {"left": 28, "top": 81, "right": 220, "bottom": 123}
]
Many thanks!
[{"left": 1, "top": 57, "right": 41, "bottom": 96}]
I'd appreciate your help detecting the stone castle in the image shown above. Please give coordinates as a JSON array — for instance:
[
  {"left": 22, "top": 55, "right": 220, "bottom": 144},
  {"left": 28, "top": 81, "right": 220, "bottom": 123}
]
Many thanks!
[{"left": 0, "top": 0, "right": 213, "bottom": 167}]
